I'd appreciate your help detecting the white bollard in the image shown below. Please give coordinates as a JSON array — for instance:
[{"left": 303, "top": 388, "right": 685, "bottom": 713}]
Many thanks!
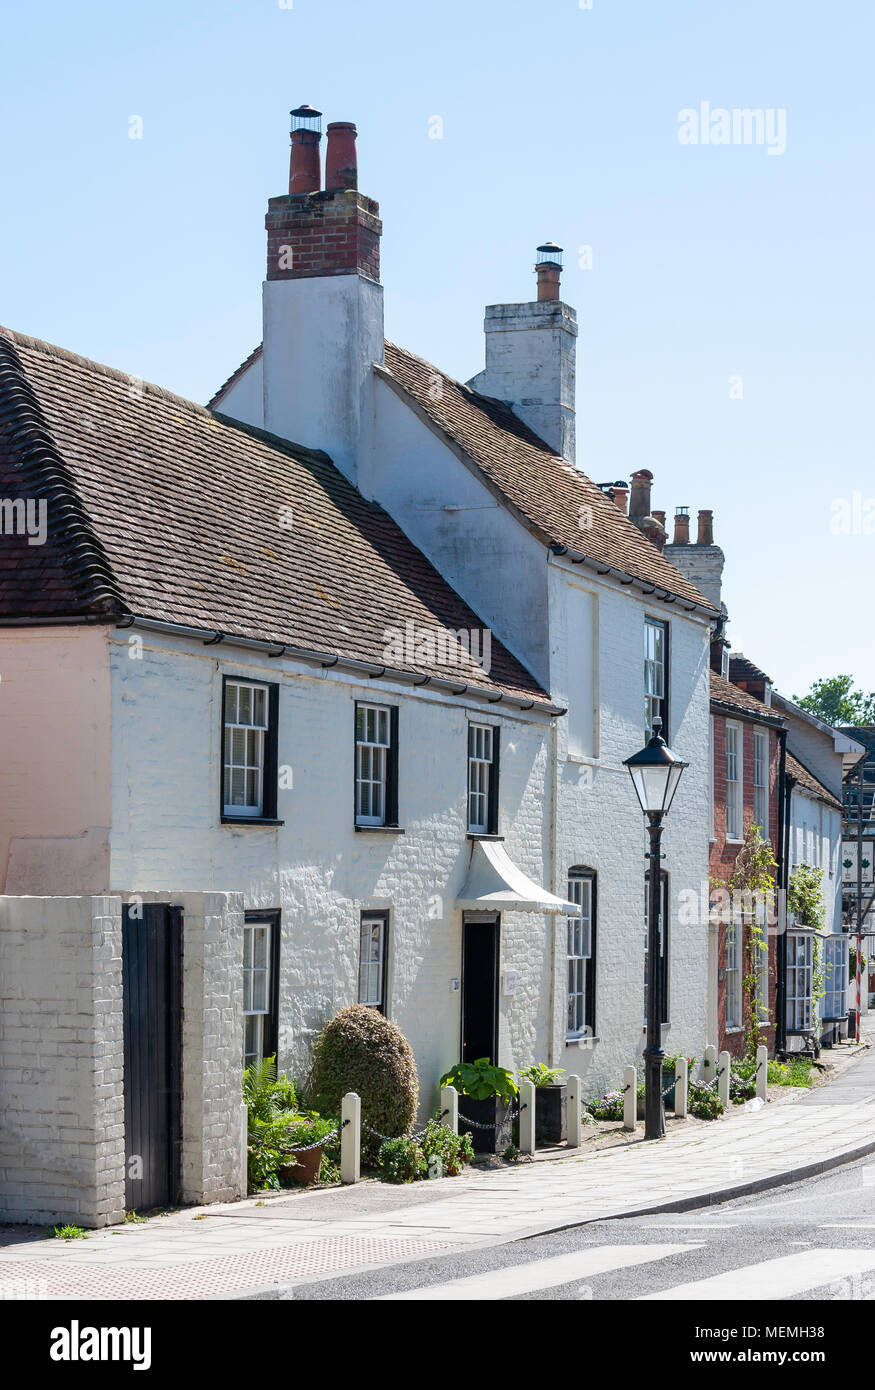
[
  {"left": 566, "top": 1074, "right": 582, "bottom": 1149},
  {"left": 675, "top": 1056, "right": 688, "bottom": 1118},
  {"left": 341, "top": 1091, "right": 360, "bottom": 1185},
  {"left": 440, "top": 1084, "right": 459, "bottom": 1134},
  {"left": 718, "top": 1050, "right": 731, "bottom": 1109},
  {"left": 623, "top": 1065, "right": 637, "bottom": 1131},
  {"left": 703, "top": 1044, "right": 717, "bottom": 1087},
  {"left": 756, "top": 1044, "right": 769, "bottom": 1102},
  {"left": 519, "top": 1080, "right": 536, "bottom": 1154}
]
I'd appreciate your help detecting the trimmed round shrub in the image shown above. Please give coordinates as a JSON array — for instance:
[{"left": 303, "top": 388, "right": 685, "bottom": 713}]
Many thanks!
[{"left": 307, "top": 1005, "right": 419, "bottom": 1162}]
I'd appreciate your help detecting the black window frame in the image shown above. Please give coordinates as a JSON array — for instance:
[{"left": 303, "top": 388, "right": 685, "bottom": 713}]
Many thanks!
[
  {"left": 243, "top": 908, "right": 281, "bottom": 1067},
  {"left": 467, "top": 722, "right": 501, "bottom": 836},
  {"left": 357, "top": 909, "right": 390, "bottom": 1015},
  {"left": 220, "top": 675, "right": 281, "bottom": 825},
  {"left": 566, "top": 866, "right": 597, "bottom": 1040},
  {"left": 644, "top": 869, "right": 670, "bottom": 1026},
  {"left": 644, "top": 616, "right": 670, "bottom": 740},
  {"left": 354, "top": 701, "right": 400, "bottom": 829}
]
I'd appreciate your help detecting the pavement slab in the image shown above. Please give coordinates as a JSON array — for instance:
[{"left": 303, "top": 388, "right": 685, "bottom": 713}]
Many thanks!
[{"left": 2, "top": 1032, "right": 873, "bottom": 1298}]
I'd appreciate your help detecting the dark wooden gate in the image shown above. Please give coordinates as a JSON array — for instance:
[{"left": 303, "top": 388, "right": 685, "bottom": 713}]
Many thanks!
[{"left": 122, "top": 903, "right": 182, "bottom": 1212}]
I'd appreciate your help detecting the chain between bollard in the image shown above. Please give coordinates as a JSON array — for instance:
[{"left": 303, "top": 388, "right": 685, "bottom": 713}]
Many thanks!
[{"left": 280, "top": 1119, "right": 346, "bottom": 1155}]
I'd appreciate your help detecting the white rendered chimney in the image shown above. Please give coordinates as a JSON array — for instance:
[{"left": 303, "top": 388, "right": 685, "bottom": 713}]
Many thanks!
[{"left": 467, "top": 243, "right": 577, "bottom": 462}]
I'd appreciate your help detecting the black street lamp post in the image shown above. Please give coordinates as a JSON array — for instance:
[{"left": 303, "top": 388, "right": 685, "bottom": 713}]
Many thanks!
[{"left": 624, "top": 718, "right": 688, "bottom": 1141}]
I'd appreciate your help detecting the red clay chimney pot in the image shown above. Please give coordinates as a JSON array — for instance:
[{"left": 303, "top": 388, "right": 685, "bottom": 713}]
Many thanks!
[
  {"left": 289, "top": 128, "right": 322, "bottom": 195},
  {"left": 325, "top": 121, "right": 358, "bottom": 192},
  {"left": 697, "top": 508, "right": 714, "bottom": 546}
]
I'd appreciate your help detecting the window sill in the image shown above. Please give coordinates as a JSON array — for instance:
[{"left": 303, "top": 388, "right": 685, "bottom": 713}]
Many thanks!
[
  {"left": 221, "top": 815, "right": 284, "bottom": 827},
  {"left": 467, "top": 832, "right": 504, "bottom": 841},
  {"left": 566, "top": 1035, "right": 599, "bottom": 1046},
  {"left": 355, "top": 825, "right": 405, "bottom": 834},
  {"left": 725, "top": 1026, "right": 744, "bottom": 1035}
]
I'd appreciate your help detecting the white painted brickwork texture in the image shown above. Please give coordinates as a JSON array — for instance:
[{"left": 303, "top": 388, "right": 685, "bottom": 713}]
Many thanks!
[
  {"left": 0, "top": 895, "right": 125, "bottom": 1228},
  {"left": 109, "top": 634, "right": 557, "bottom": 1112}
]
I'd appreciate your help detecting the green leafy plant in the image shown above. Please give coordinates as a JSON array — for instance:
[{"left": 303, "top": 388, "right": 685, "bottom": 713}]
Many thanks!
[
  {"left": 420, "top": 1118, "right": 474, "bottom": 1177},
  {"left": 586, "top": 1089, "right": 624, "bottom": 1121},
  {"left": 282, "top": 1114, "right": 336, "bottom": 1150},
  {"left": 518, "top": 1063, "right": 565, "bottom": 1088},
  {"left": 307, "top": 1005, "right": 419, "bottom": 1163},
  {"left": 687, "top": 1081, "right": 724, "bottom": 1120},
  {"left": 850, "top": 945, "right": 867, "bottom": 981},
  {"left": 124, "top": 1211, "right": 147, "bottom": 1224},
  {"left": 662, "top": 1054, "right": 696, "bottom": 1073},
  {"left": 502, "top": 1142, "right": 521, "bottom": 1162},
  {"left": 440, "top": 1057, "right": 519, "bottom": 1103},
  {"left": 243, "top": 1055, "right": 310, "bottom": 1191},
  {"left": 53, "top": 1225, "right": 87, "bottom": 1240},
  {"left": 768, "top": 1057, "right": 813, "bottom": 1088},
  {"left": 723, "top": 825, "right": 778, "bottom": 1057},
  {"left": 378, "top": 1134, "right": 427, "bottom": 1184},
  {"left": 788, "top": 863, "right": 826, "bottom": 932},
  {"left": 729, "top": 1068, "right": 757, "bottom": 1104}
]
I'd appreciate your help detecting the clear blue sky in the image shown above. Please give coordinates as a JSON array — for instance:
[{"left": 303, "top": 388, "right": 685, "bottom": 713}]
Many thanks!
[{"left": 1, "top": 0, "right": 872, "bottom": 700}]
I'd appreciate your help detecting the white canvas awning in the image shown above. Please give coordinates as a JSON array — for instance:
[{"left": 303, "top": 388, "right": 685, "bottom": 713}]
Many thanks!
[{"left": 456, "top": 839, "right": 580, "bottom": 915}]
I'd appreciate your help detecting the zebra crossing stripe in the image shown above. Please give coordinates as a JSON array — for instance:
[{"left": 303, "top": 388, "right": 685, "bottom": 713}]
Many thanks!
[
  {"left": 640, "top": 1248, "right": 875, "bottom": 1300},
  {"left": 375, "top": 1244, "right": 702, "bottom": 1300}
]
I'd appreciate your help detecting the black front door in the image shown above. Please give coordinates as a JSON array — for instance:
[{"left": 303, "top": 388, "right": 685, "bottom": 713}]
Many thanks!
[
  {"left": 461, "top": 913, "right": 500, "bottom": 1064},
  {"left": 122, "top": 903, "right": 182, "bottom": 1212}
]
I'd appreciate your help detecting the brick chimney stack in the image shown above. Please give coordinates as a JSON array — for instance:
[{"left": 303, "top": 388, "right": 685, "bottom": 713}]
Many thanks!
[
  {"left": 261, "top": 106, "right": 385, "bottom": 483},
  {"left": 697, "top": 509, "right": 714, "bottom": 546},
  {"left": 673, "top": 506, "right": 690, "bottom": 545}
]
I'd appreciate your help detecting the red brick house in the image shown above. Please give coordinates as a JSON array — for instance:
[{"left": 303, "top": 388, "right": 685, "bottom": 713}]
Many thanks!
[{"left": 709, "top": 665, "right": 787, "bottom": 1057}]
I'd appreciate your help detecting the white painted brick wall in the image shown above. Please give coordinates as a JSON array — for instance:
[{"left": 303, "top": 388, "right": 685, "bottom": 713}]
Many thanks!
[
  {"left": 0, "top": 895, "right": 126, "bottom": 1228},
  {"left": 108, "top": 634, "right": 557, "bottom": 1116}
]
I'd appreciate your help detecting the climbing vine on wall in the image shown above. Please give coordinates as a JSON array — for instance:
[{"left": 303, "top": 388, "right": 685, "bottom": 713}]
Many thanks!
[
  {"left": 788, "top": 862, "right": 828, "bottom": 1037},
  {"left": 727, "top": 824, "right": 778, "bottom": 1058}
]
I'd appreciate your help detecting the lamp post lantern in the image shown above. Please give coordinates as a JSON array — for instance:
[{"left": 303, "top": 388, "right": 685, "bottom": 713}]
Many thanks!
[{"left": 624, "top": 718, "right": 688, "bottom": 1140}]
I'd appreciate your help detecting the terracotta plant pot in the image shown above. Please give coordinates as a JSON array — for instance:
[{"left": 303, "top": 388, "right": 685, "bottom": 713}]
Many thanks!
[{"left": 279, "top": 1144, "right": 323, "bottom": 1186}]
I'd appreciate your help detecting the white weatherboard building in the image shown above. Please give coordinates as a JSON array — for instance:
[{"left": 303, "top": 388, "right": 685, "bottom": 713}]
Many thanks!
[{"left": 0, "top": 110, "right": 719, "bottom": 1224}]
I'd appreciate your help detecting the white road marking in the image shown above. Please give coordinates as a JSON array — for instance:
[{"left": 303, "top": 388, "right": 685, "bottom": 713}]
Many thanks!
[
  {"left": 640, "top": 1248, "right": 875, "bottom": 1301},
  {"left": 375, "top": 1244, "right": 703, "bottom": 1301}
]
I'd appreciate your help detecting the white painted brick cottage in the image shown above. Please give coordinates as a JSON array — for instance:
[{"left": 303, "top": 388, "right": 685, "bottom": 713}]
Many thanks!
[{"left": 0, "top": 108, "right": 720, "bottom": 1224}]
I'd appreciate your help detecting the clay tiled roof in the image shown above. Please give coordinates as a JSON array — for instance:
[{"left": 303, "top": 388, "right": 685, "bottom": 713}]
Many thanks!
[
  {"left": 0, "top": 327, "right": 551, "bottom": 707},
  {"left": 381, "top": 342, "right": 720, "bottom": 615},
  {"left": 786, "top": 751, "right": 843, "bottom": 813},
  {"left": 206, "top": 344, "right": 263, "bottom": 411},
  {"left": 710, "top": 671, "right": 785, "bottom": 725}
]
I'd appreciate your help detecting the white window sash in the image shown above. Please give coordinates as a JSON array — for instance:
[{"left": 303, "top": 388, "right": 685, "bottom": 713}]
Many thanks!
[
  {"left": 468, "top": 724, "right": 493, "bottom": 832},
  {"left": 358, "top": 915, "right": 386, "bottom": 1008},
  {"left": 725, "top": 722, "right": 743, "bottom": 841},
  {"left": 223, "top": 681, "right": 269, "bottom": 817},
  {"left": 566, "top": 877, "right": 592, "bottom": 1037},
  {"left": 355, "top": 704, "right": 391, "bottom": 826}
]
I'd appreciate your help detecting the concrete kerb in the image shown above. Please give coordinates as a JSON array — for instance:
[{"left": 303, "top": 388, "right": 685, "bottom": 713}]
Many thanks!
[{"left": 226, "top": 1130, "right": 875, "bottom": 1300}]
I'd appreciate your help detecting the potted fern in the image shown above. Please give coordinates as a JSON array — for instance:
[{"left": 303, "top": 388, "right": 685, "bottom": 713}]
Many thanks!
[
  {"left": 518, "top": 1063, "right": 567, "bottom": 1145},
  {"left": 439, "top": 1058, "right": 518, "bottom": 1154}
]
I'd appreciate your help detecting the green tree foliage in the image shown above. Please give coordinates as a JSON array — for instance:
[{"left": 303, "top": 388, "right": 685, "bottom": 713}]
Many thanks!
[{"left": 793, "top": 675, "right": 875, "bottom": 727}]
